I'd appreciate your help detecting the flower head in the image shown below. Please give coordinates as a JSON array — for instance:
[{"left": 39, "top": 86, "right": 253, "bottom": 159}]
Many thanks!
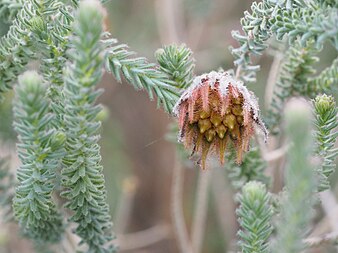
[{"left": 173, "top": 71, "right": 267, "bottom": 169}]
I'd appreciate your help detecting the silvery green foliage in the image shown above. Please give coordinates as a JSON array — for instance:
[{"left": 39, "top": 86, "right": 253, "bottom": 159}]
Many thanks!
[
  {"left": 236, "top": 181, "right": 273, "bottom": 253},
  {"left": 231, "top": 0, "right": 338, "bottom": 82},
  {"left": 0, "top": 0, "right": 75, "bottom": 106},
  {"left": 61, "top": 2, "right": 115, "bottom": 252},
  {"left": 274, "top": 99, "right": 317, "bottom": 253},
  {"left": 0, "top": 0, "right": 178, "bottom": 114},
  {"left": 13, "top": 71, "right": 65, "bottom": 244},
  {"left": 155, "top": 44, "right": 195, "bottom": 90},
  {"left": 307, "top": 57, "right": 338, "bottom": 97},
  {"left": 271, "top": 4, "right": 338, "bottom": 49},
  {"left": 232, "top": 0, "right": 337, "bottom": 136},
  {"left": 266, "top": 42, "right": 318, "bottom": 133},
  {"left": 0, "top": 0, "right": 108, "bottom": 21},
  {"left": 29, "top": 0, "right": 73, "bottom": 129},
  {"left": 231, "top": 0, "right": 276, "bottom": 82},
  {"left": 0, "top": 0, "right": 24, "bottom": 23},
  {"left": 105, "top": 39, "right": 180, "bottom": 113},
  {"left": 0, "top": 1, "right": 35, "bottom": 100},
  {"left": 0, "top": 157, "right": 14, "bottom": 221},
  {"left": 314, "top": 95, "right": 338, "bottom": 192}
]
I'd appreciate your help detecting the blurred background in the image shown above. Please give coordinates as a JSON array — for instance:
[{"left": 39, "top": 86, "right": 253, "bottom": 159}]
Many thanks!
[{"left": 0, "top": 0, "right": 337, "bottom": 252}]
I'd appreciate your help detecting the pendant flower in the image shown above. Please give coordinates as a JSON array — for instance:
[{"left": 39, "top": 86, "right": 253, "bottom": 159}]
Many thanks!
[{"left": 173, "top": 71, "right": 267, "bottom": 169}]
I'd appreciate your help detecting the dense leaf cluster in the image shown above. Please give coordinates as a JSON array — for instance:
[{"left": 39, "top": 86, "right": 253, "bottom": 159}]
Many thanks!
[
  {"left": 266, "top": 42, "right": 318, "bottom": 133},
  {"left": 236, "top": 181, "right": 273, "bottom": 253},
  {"left": 13, "top": 71, "right": 65, "bottom": 244},
  {"left": 0, "top": 1, "right": 117, "bottom": 251},
  {"left": 273, "top": 100, "right": 317, "bottom": 253},
  {"left": 60, "top": 2, "right": 115, "bottom": 252},
  {"left": 231, "top": 0, "right": 337, "bottom": 82},
  {"left": 314, "top": 95, "right": 338, "bottom": 191}
]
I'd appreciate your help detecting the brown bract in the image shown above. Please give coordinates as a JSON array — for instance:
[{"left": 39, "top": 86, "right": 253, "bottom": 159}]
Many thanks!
[{"left": 173, "top": 71, "right": 267, "bottom": 169}]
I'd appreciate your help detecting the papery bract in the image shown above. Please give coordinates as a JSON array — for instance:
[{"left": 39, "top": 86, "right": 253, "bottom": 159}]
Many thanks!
[{"left": 173, "top": 71, "right": 267, "bottom": 169}]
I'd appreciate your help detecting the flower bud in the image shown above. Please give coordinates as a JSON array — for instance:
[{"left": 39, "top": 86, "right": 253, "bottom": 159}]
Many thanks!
[
  {"left": 18, "top": 71, "right": 45, "bottom": 105},
  {"left": 96, "top": 105, "right": 110, "bottom": 122},
  {"left": 173, "top": 71, "right": 267, "bottom": 169},
  {"left": 29, "top": 17, "right": 47, "bottom": 38},
  {"left": 50, "top": 131, "right": 67, "bottom": 150},
  {"left": 314, "top": 94, "right": 335, "bottom": 115},
  {"left": 198, "top": 119, "right": 212, "bottom": 134}
]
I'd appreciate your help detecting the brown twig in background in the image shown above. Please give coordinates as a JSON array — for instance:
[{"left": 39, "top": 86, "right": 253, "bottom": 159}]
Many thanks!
[
  {"left": 114, "top": 176, "right": 138, "bottom": 234},
  {"left": 319, "top": 191, "right": 338, "bottom": 230},
  {"left": 211, "top": 167, "right": 237, "bottom": 251},
  {"left": 191, "top": 168, "right": 211, "bottom": 253},
  {"left": 304, "top": 231, "right": 338, "bottom": 248},
  {"left": 64, "top": 226, "right": 80, "bottom": 253},
  {"left": 118, "top": 223, "right": 171, "bottom": 251},
  {"left": 235, "top": 65, "right": 242, "bottom": 80},
  {"left": 171, "top": 154, "right": 194, "bottom": 253},
  {"left": 265, "top": 49, "right": 284, "bottom": 109},
  {"left": 254, "top": 131, "right": 288, "bottom": 162},
  {"left": 319, "top": 190, "right": 338, "bottom": 252},
  {"left": 154, "top": 0, "right": 185, "bottom": 44}
]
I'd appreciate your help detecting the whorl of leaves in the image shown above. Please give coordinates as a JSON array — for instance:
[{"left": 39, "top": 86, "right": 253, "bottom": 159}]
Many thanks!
[
  {"left": 314, "top": 94, "right": 338, "bottom": 191},
  {"left": 155, "top": 44, "right": 195, "bottom": 90}
]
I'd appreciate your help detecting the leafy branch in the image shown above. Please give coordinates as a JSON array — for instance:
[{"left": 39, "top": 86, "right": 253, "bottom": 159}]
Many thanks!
[
  {"left": 236, "top": 181, "right": 273, "bottom": 253},
  {"left": 13, "top": 71, "right": 65, "bottom": 244},
  {"left": 61, "top": 2, "right": 116, "bottom": 252},
  {"left": 231, "top": 0, "right": 337, "bottom": 82},
  {"left": 0, "top": 1, "right": 35, "bottom": 100},
  {"left": 273, "top": 99, "right": 317, "bottom": 253},
  {"left": 266, "top": 41, "right": 318, "bottom": 133},
  {"left": 155, "top": 44, "right": 195, "bottom": 90},
  {"left": 105, "top": 39, "right": 180, "bottom": 113},
  {"left": 314, "top": 94, "right": 338, "bottom": 192}
]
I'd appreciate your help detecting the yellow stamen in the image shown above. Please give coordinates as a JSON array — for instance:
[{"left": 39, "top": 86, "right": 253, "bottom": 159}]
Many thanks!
[
  {"left": 216, "top": 124, "right": 227, "bottom": 139},
  {"left": 210, "top": 112, "right": 222, "bottom": 127},
  {"left": 205, "top": 128, "right": 216, "bottom": 142},
  {"left": 233, "top": 97, "right": 242, "bottom": 105},
  {"left": 201, "top": 142, "right": 211, "bottom": 170},
  {"left": 223, "top": 114, "right": 236, "bottom": 130},
  {"left": 237, "top": 116, "right": 244, "bottom": 125},
  {"left": 200, "top": 110, "right": 211, "bottom": 119},
  {"left": 219, "top": 137, "right": 228, "bottom": 165},
  {"left": 198, "top": 119, "right": 212, "bottom": 134},
  {"left": 231, "top": 125, "right": 241, "bottom": 140},
  {"left": 232, "top": 104, "right": 243, "bottom": 116},
  {"left": 193, "top": 133, "right": 204, "bottom": 155}
]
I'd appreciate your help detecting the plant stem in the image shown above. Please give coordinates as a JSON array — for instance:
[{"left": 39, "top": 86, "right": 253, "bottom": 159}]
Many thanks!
[
  {"left": 191, "top": 168, "right": 211, "bottom": 253},
  {"left": 265, "top": 51, "right": 283, "bottom": 109},
  {"left": 171, "top": 154, "right": 194, "bottom": 253},
  {"left": 319, "top": 190, "right": 338, "bottom": 252}
]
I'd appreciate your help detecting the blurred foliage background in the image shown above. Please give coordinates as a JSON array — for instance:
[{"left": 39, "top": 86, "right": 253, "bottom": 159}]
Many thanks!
[{"left": 0, "top": 0, "right": 337, "bottom": 252}]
